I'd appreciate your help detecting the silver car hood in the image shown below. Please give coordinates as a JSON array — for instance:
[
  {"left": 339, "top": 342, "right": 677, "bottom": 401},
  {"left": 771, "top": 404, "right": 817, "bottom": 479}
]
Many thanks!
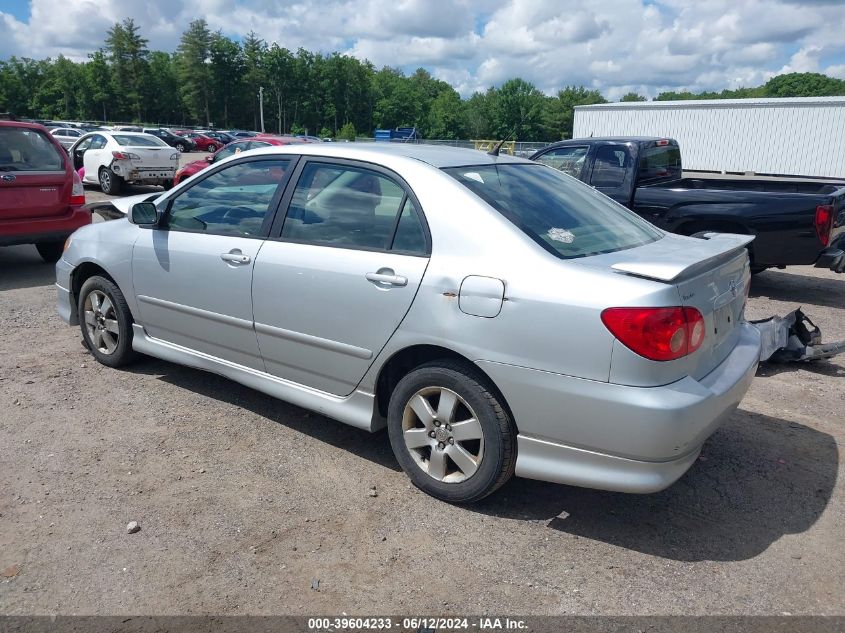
[{"left": 597, "top": 233, "right": 754, "bottom": 282}]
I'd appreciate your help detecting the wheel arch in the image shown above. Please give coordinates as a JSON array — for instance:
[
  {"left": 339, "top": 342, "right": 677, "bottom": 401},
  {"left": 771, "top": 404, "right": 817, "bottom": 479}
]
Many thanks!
[
  {"left": 70, "top": 261, "right": 137, "bottom": 322},
  {"left": 373, "top": 344, "right": 517, "bottom": 431}
]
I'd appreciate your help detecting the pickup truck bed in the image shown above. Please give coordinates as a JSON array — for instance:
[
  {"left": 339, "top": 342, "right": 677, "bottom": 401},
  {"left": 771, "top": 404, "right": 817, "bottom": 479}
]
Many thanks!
[{"left": 531, "top": 137, "right": 845, "bottom": 273}]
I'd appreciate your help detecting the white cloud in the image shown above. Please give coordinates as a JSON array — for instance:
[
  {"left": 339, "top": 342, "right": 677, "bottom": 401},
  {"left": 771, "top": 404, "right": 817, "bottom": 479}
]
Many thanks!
[{"left": 1, "top": 0, "right": 844, "bottom": 98}]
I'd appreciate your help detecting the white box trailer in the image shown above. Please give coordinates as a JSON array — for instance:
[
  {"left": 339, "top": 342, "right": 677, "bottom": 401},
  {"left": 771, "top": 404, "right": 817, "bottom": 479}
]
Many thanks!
[{"left": 573, "top": 97, "right": 845, "bottom": 179}]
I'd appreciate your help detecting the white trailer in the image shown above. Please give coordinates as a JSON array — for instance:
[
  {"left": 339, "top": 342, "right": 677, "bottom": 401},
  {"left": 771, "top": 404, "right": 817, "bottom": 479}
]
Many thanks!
[{"left": 573, "top": 97, "right": 845, "bottom": 179}]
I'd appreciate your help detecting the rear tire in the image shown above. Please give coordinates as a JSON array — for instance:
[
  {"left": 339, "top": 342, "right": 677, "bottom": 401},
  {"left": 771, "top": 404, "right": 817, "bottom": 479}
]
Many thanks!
[
  {"left": 78, "top": 275, "right": 139, "bottom": 368},
  {"left": 387, "top": 360, "right": 516, "bottom": 504},
  {"left": 36, "top": 241, "right": 64, "bottom": 263},
  {"left": 207, "top": 143, "right": 217, "bottom": 152},
  {"left": 98, "top": 167, "right": 122, "bottom": 195}
]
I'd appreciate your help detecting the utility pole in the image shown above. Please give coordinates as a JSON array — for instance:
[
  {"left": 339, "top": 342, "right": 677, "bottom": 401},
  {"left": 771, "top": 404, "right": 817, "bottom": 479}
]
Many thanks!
[{"left": 258, "top": 86, "right": 265, "bottom": 133}]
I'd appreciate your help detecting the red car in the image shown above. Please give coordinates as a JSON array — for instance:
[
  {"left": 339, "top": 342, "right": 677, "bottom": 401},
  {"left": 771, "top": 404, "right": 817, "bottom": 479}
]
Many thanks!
[
  {"left": 0, "top": 120, "right": 90, "bottom": 262},
  {"left": 173, "top": 136, "right": 304, "bottom": 185},
  {"left": 173, "top": 130, "right": 221, "bottom": 152}
]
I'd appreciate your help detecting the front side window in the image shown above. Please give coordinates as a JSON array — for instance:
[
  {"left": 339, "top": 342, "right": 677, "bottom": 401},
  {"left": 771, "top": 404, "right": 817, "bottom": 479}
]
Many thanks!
[
  {"left": 535, "top": 146, "right": 588, "bottom": 178},
  {"left": 281, "top": 162, "right": 418, "bottom": 252},
  {"left": 162, "top": 159, "right": 291, "bottom": 237},
  {"left": 589, "top": 145, "right": 630, "bottom": 188},
  {"left": 0, "top": 127, "right": 65, "bottom": 171},
  {"left": 445, "top": 164, "right": 661, "bottom": 259}
]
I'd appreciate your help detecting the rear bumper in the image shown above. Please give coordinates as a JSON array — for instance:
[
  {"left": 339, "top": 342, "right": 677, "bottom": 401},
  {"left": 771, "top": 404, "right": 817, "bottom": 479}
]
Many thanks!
[
  {"left": 0, "top": 206, "right": 91, "bottom": 246},
  {"left": 478, "top": 322, "right": 761, "bottom": 493},
  {"left": 111, "top": 163, "right": 175, "bottom": 183}
]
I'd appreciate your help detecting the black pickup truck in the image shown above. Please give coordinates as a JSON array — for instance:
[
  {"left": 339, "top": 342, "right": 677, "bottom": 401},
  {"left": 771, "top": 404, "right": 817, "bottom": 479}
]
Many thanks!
[{"left": 530, "top": 137, "right": 845, "bottom": 273}]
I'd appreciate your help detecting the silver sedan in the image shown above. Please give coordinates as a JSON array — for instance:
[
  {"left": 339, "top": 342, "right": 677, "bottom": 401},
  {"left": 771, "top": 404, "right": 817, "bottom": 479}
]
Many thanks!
[{"left": 56, "top": 143, "right": 761, "bottom": 503}]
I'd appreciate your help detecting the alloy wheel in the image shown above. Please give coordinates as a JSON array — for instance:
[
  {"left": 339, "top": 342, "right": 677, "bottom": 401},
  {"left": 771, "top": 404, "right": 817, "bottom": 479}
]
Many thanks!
[
  {"left": 402, "top": 387, "right": 484, "bottom": 483},
  {"left": 83, "top": 290, "right": 120, "bottom": 354},
  {"left": 99, "top": 170, "right": 110, "bottom": 191}
]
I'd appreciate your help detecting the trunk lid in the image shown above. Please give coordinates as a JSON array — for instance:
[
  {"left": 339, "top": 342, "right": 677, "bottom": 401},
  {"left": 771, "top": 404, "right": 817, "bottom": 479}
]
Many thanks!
[
  {"left": 0, "top": 126, "right": 70, "bottom": 220},
  {"left": 120, "top": 145, "right": 174, "bottom": 169},
  {"left": 583, "top": 232, "right": 752, "bottom": 381}
]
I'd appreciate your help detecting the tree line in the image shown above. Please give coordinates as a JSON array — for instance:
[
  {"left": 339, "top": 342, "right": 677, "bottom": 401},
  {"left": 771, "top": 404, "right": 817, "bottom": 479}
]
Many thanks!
[{"left": 1, "top": 18, "right": 844, "bottom": 141}]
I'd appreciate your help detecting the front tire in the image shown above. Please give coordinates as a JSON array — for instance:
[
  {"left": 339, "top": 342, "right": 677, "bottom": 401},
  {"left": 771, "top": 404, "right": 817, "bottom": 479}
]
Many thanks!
[
  {"left": 207, "top": 143, "right": 217, "bottom": 152},
  {"left": 98, "top": 167, "right": 122, "bottom": 195},
  {"left": 387, "top": 361, "right": 516, "bottom": 503},
  {"left": 175, "top": 143, "right": 186, "bottom": 153},
  {"left": 78, "top": 276, "right": 138, "bottom": 368},
  {"left": 36, "top": 241, "right": 64, "bottom": 263}
]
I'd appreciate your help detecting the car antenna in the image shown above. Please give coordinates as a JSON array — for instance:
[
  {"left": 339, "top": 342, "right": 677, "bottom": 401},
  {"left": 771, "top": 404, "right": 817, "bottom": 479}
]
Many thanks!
[{"left": 488, "top": 120, "right": 521, "bottom": 156}]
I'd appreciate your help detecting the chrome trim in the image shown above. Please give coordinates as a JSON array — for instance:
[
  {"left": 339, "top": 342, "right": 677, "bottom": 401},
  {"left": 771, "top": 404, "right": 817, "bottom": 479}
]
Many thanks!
[{"left": 254, "top": 321, "right": 373, "bottom": 360}]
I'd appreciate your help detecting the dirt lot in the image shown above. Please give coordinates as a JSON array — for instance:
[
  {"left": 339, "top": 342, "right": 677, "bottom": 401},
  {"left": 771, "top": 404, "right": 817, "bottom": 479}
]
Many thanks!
[{"left": 0, "top": 241, "right": 843, "bottom": 615}]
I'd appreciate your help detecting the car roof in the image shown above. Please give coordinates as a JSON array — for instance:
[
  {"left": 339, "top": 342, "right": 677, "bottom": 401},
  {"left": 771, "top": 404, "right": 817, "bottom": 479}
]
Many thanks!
[
  {"left": 247, "top": 142, "right": 529, "bottom": 168},
  {"left": 0, "top": 120, "right": 50, "bottom": 131}
]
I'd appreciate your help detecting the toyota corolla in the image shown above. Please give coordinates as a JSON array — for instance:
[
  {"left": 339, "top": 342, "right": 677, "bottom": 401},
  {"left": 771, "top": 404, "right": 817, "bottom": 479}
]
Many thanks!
[{"left": 56, "top": 144, "right": 761, "bottom": 503}]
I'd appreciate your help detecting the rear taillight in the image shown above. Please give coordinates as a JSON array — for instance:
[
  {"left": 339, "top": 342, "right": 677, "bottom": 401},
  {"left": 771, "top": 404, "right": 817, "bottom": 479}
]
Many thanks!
[
  {"left": 601, "top": 306, "right": 705, "bottom": 362},
  {"left": 815, "top": 204, "right": 833, "bottom": 247},
  {"left": 70, "top": 170, "right": 85, "bottom": 206},
  {"left": 112, "top": 151, "right": 140, "bottom": 160}
]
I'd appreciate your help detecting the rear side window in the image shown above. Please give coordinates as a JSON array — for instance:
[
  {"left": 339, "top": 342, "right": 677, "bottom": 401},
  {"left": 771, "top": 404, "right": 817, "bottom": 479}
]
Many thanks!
[
  {"left": 589, "top": 145, "right": 630, "bottom": 188},
  {"left": 445, "top": 164, "right": 662, "bottom": 259},
  {"left": 638, "top": 145, "right": 682, "bottom": 183},
  {"left": 281, "top": 162, "right": 426, "bottom": 253},
  {"left": 0, "top": 127, "right": 65, "bottom": 172}
]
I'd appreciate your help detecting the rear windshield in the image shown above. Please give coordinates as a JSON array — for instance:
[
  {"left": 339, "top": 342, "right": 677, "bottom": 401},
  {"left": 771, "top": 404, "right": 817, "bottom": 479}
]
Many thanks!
[
  {"left": 0, "top": 127, "right": 65, "bottom": 172},
  {"left": 637, "top": 145, "right": 682, "bottom": 184},
  {"left": 444, "top": 164, "right": 662, "bottom": 259},
  {"left": 113, "top": 134, "right": 168, "bottom": 147}
]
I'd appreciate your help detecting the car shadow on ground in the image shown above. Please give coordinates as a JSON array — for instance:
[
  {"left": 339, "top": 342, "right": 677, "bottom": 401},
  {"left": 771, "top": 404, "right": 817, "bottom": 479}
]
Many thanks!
[
  {"left": 750, "top": 269, "right": 845, "bottom": 309},
  {"left": 755, "top": 358, "right": 844, "bottom": 378},
  {"left": 469, "top": 408, "right": 838, "bottom": 562},
  {"left": 0, "top": 245, "right": 56, "bottom": 291},
  {"left": 125, "top": 357, "right": 403, "bottom": 473}
]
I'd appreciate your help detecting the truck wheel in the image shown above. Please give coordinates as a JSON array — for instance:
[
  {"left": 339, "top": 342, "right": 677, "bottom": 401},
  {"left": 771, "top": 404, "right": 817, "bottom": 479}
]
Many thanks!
[
  {"left": 387, "top": 360, "right": 516, "bottom": 504},
  {"left": 36, "top": 241, "right": 64, "bottom": 263},
  {"left": 98, "top": 167, "right": 122, "bottom": 195},
  {"left": 78, "top": 275, "right": 139, "bottom": 368}
]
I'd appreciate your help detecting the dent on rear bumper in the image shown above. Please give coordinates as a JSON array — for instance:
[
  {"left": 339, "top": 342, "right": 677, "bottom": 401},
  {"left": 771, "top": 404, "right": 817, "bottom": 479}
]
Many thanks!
[{"left": 479, "top": 322, "right": 761, "bottom": 493}]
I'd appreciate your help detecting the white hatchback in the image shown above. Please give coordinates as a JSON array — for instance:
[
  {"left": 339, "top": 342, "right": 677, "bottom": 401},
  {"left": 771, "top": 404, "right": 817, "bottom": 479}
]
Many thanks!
[{"left": 68, "top": 131, "right": 178, "bottom": 194}]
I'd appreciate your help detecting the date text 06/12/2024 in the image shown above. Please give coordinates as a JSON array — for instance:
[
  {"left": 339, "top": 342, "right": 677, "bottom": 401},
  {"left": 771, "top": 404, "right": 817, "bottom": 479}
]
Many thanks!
[{"left": 307, "top": 617, "right": 528, "bottom": 631}]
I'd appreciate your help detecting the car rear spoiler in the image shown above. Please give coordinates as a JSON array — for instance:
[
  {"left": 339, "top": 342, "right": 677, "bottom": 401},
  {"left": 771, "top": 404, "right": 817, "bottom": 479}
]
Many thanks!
[{"left": 611, "top": 233, "right": 754, "bottom": 282}]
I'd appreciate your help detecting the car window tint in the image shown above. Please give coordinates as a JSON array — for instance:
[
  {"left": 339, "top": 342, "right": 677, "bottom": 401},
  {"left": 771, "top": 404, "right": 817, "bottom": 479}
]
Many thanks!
[
  {"left": 282, "top": 163, "right": 406, "bottom": 250},
  {"left": 590, "top": 145, "right": 630, "bottom": 187},
  {"left": 0, "top": 127, "right": 65, "bottom": 171},
  {"left": 637, "top": 145, "right": 682, "bottom": 183},
  {"left": 391, "top": 198, "right": 427, "bottom": 254},
  {"left": 89, "top": 135, "right": 107, "bottom": 150},
  {"left": 162, "top": 159, "right": 290, "bottom": 237},
  {"left": 536, "top": 146, "right": 588, "bottom": 178},
  {"left": 445, "top": 164, "right": 662, "bottom": 259}
]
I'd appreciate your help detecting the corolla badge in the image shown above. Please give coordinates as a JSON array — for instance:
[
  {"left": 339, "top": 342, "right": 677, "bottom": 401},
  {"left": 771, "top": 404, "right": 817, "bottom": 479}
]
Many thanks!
[{"left": 1, "top": 174, "right": 16, "bottom": 182}]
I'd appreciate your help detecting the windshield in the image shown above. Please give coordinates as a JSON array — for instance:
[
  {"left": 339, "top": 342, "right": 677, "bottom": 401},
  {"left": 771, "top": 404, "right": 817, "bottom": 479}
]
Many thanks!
[
  {"left": 444, "top": 163, "right": 662, "bottom": 259},
  {"left": 0, "top": 127, "right": 65, "bottom": 172},
  {"left": 113, "top": 134, "right": 167, "bottom": 147}
]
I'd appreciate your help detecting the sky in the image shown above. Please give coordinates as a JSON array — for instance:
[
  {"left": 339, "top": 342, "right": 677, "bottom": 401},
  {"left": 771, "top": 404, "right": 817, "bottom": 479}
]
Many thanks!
[{"left": 1, "top": 0, "right": 844, "bottom": 99}]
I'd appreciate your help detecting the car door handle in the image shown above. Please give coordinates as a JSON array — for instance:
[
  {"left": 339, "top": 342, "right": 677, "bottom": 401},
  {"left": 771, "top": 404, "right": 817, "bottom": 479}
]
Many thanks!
[
  {"left": 366, "top": 271, "right": 408, "bottom": 287},
  {"left": 220, "top": 250, "right": 251, "bottom": 264}
]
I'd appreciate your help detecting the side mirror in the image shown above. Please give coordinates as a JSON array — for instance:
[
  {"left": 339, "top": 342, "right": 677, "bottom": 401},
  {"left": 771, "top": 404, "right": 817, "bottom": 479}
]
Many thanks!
[
  {"left": 129, "top": 202, "right": 159, "bottom": 226},
  {"left": 205, "top": 155, "right": 214, "bottom": 163}
]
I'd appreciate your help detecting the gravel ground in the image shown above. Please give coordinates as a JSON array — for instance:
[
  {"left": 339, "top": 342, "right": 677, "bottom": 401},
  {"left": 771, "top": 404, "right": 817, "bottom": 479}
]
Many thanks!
[{"left": 0, "top": 235, "right": 843, "bottom": 615}]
